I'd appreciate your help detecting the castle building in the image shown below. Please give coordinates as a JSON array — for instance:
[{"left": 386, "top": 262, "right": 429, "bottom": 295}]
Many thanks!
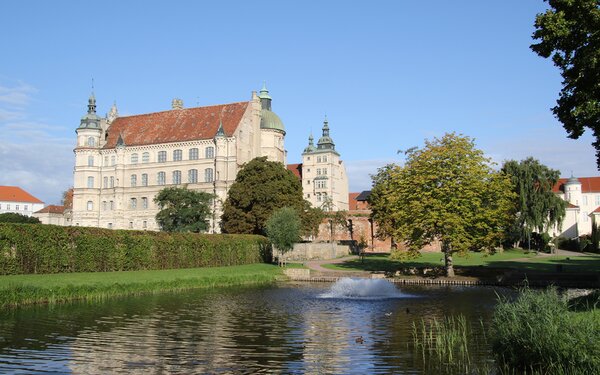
[
  {"left": 71, "top": 84, "right": 286, "bottom": 231},
  {"left": 287, "top": 117, "right": 349, "bottom": 211},
  {"left": 552, "top": 176, "right": 600, "bottom": 238}
]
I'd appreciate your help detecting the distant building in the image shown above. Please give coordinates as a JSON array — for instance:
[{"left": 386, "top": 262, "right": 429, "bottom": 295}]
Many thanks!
[
  {"left": 33, "top": 205, "right": 72, "bottom": 226},
  {"left": 0, "top": 186, "right": 44, "bottom": 217},
  {"left": 71, "top": 84, "right": 286, "bottom": 231},
  {"left": 286, "top": 117, "right": 349, "bottom": 211},
  {"left": 552, "top": 175, "right": 600, "bottom": 238}
]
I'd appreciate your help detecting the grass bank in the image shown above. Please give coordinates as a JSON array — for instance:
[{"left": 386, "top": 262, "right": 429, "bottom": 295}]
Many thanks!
[
  {"left": 0, "top": 263, "right": 283, "bottom": 308},
  {"left": 322, "top": 250, "right": 600, "bottom": 273}
]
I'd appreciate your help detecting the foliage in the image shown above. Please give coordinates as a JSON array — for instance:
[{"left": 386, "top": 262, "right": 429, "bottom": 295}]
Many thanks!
[
  {"left": 0, "top": 213, "right": 40, "bottom": 224},
  {"left": 154, "top": 186, "right": 213, "bottom": 233},
  {"left": 369, "top": 133, "right": 515, "bottom": 276},
  {"left": 531, "top": 0, "right": 600, "bottom": 167},
  {"left": 0, "top": 264, "right": 281, "bottom": 308},
  {"left": 0, "top": 223, "right": 270, "bottom": 275},
  {"left": 301, "top": 205, "right": 325, "bottom": 238},
  {"left": 591, "top": 221, "right": 600, "bottom": 252},
  {"left": 266, "top": 207, "right": 301, "bottom": 254},
  {"left": 501, "top": 158, "right": 566, "bottom": 248},
  {"left": 492, "top": 287, "right": 600, "bottom": 374},
  {"left": 221, "top": 157, "right": 306, "bottom": 235},
  {"left": 326, "top": 210, "right": 349, "bottom": 242},
  {"left": 61, "top": 187, "right": 73, "bottom": 209}
]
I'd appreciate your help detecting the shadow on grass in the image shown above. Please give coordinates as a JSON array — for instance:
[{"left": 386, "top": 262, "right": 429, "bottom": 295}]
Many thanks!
[{"left": 485, "top": 256, "right": 600, "bottom": 273}]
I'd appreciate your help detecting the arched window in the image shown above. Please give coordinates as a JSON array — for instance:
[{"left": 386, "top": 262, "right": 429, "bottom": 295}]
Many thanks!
[
  {"left": 157, "top": 172, "right": 166, "bottom": 185},
  {"left": 131, "top": 153, "right": 139, "bottom": 164},
  {"left": 173, "top": 149, "right": 182, "bottom": 161},
  {"left": 188, "top": 169, "right": 198, "bottom": 183},
  {"left": 204, "top": 168, "right": 214, "bottom": 183},
  {"left": 189, "top": 148, "right": 199, "bottom": 160},
  {"left": 87, "top": 156, "right": 94, "bottom": 167},
  {"left": 142, "top": 152, "right": 150, "bottom": 163},
  {"left": 158, "top": 151, "right": 167, "bottom": 163},
  {"left": 141, "top": 173, "right": 148, "bottom": 186},
  {"left": 173, "top": 170, "right": 181, "bottom": 185},
  {"left": 205, "top": 147, "right": 214, "bottom": 159},
  {"left": 87, "top": 176, "right": 94, "bottom": 188},
  {"left": 131, "top": 174, "right": 137, "bottom": 187},
  {"left": 86, "top": 201, "right": 94, "bottom": 211}
]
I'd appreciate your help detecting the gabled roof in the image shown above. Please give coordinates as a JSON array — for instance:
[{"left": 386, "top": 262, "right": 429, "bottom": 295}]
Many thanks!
[
  {"left": 104, "top": 101, "right": 250, "bottom": 148},
  {"left": 0, "top": 186, "right": 43, "bottom": 203},
  {"left": 356, "top": 190, "right": 371, "bottom": 202},
  {"left": 553, "top": 177, "right": 600, "bottom": 193},
  {"left": 35, "top": 205, "right": 65, "bottom": 214},
  {"left": 287, "top": 163, "right": 302, "bottom": 180},
  {"left": 349, "top": 192, "right": 360, "bottom": 210}
]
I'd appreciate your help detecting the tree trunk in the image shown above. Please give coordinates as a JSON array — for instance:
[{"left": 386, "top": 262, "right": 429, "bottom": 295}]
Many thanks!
[{"left": 443, "top": 242, "right": 455, "bottom": 277}]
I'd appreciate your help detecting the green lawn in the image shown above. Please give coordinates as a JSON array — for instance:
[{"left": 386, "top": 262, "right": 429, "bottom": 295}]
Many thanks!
[
  {"left": 0, "top": 264, "right": 283, "bottom": 308},
  {"left": 322, "top": 250, "right": 600, "bottom": 273}
]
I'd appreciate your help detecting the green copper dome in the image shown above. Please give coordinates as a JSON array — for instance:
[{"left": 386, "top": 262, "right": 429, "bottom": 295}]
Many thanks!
[{"left": 260, "top": 109, "right": 285, "bottom": 133}]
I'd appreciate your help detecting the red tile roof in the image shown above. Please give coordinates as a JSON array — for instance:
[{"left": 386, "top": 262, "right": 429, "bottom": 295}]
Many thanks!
[
  {"left": 348, "top": 192, "right": 360, "bottom": 211},
  {"left": 34, "top": 205, "right": 65, "bottom": 214},
  {"left": 104, "top": 101, "right": 250, "bottom": 148},
  {"left": 553, "top": 177, "right": 600, "bottom": 193},
  {"left": 0, "top": 186, "right": 43, "bottom": 203},
  {"left": 287, "top": 163, "right": 302, "bottom": 180},
  {"left": 592, "top": 206, "right": 600, "bottom": 213}
]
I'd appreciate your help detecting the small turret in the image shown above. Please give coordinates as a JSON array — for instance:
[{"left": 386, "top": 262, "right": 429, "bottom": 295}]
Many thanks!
[
  {"left": 78, "top": 93, "right": 102, "bottom": 129},
  {"left": 258, "top": 82, "right": 272, "bottom": 111},
  {"left": 303, "top": 133, "right": 316, "bottom": 153},
  {"left": 317, "top": 116, "right": 335, "bottom": 151}
]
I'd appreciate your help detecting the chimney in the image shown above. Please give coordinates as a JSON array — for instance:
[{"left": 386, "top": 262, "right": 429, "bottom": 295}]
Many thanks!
[{"left": 171, "top": 98, "right": 184, "bottom": 110}]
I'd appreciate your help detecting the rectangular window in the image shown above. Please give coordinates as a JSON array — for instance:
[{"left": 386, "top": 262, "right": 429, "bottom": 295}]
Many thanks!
[
  {"left": 102, "top": 201, "right": 107, "bottom": 211},
  {"left": 317, "top": 193, "right": 322, "bottom": 202},
  {"left": 130, "top": 198, "right": 137, "bottom": 209},
  {"left": 158, "top": 151, "right": 167, "bottom": 163},
  {"left": 143, "top": 221, "right": 147, "bottom": 229},
  {"left": 173, "top": 149, "right": 182, "bottom": 161},
  {"left": 141, "top": 173, "right": 148, "bottom": 186},
  {"left": 104, "top": 156, "right": 109, "bottom": 165},
  {"left": 110, "top": 176, "right": 114, "bottom": 188},
  {"left": 87, "top": 176, "right": 94, "bottom": 188},
  {"left": 188, "top": 169, "right": 198, "bottom": 183},
  {"left": 111, "top": 155, "right": 116, "bottom": 166},
  {"left": 142, "top": 152, "right": 150, "bottom": 163},
  {"left": 317, "top": 156, "right": 322, "bottom": 163},
  {"left": 173, "top": 170, "right": 182, "bottom": 185},
  {"left": 189, "top": 148, "right": 199, "bottom": 160},
  {"left": 129, "top": 222, "right": 133, "bottom": 229},
  {"left": 108, "top": 223, "right": 113, "bottom": 229},
  {"left": 205, "top": 147, "right": 215, "bottom": 159},
  {"left": 131, "top": 153, "right": 139, "bottom": 164},
  {"left": 24, "top": 205, "right": 28, "bottom": 211},
  {"left": 88, "top": 156, "right": 94, "bottom": 167},
  {"left": 323, "top": 156, "right": 328, "bottom": 162},
  {"left": 131, "top": 174, "right": 137, "bottom": 187},
  {"left": 110, "top": 201, "right": 114, "bottom": 210},
  {"left": 87, "top": 201, "right": 93, "bottom": 211},
  {"left": 6, "top": 204, "right": 10, "bottom": 210},
  {"left": 103, "top": 177, "right": 108, "bottom": 188},
  {"left": 205, "top": 168, "right": 214, "bottom": 183},
  {"left": 142, "top": 197, "right": 148, "bottom": 209},
  {"left": 317, "top": 168, "right": 321, "bottom": 175},
  {"left": 16, "top": 205, "right": 20, "bottom": 210},
  {"left": 323, "top": 168, "right": 327, "bottom": 175},
  {"left": 583, "top": 195, "right": 588, "bottom": 205},
  {"left": 157, "top": 172, "right": 166, "bottom": 185}
]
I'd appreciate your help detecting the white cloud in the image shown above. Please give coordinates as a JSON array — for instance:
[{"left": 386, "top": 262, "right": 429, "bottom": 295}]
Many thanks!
[{"left": 0, "top": 81, "right": 73, "bottom": 204}]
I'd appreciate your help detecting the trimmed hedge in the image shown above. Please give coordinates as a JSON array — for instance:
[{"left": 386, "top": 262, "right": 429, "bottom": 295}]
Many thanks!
[{"left": 0, "top": 223, "right": 271, "bottom": 275}]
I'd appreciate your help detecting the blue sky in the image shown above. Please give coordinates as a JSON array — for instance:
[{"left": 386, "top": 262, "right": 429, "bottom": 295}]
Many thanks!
[{"left": 1, "top": 0, "right": 597, "bottom": 205}]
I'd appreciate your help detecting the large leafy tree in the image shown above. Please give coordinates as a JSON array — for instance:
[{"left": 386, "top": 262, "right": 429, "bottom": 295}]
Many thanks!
[
  {"left": 221, "top": 157, "right": 306, "bottom": 235},
  {"left": 369, "top": 133, "right": 515, "bottom": 277},
  {"left": 154, "top": 186, "right": 213, "bottom": 233},
  {"left": 501, "top": 158, "right": 566, "bottom": 248},
  {"left": 266, "top": 207, "right": 301, "bottom": 266},
  {"left": 0, "top": 213, "right": 40, "bottom": 224},
  {"left": 531, "top": 0, "right": 600, "bottom": 166}
]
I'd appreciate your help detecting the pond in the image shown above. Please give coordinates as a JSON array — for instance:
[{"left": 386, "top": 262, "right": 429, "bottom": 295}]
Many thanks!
[{"left": 0, "top": 279, "right": 512, "bottom": 374}]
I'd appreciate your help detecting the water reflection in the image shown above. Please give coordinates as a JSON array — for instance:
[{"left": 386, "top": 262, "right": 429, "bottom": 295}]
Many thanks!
[{"left": 0, "top": 282, "right": 512, "bottom": 374}]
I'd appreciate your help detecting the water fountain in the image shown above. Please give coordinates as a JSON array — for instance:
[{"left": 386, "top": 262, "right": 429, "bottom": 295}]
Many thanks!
[{"left": 319, "top": 277, "right": 411, "bottom": 299}]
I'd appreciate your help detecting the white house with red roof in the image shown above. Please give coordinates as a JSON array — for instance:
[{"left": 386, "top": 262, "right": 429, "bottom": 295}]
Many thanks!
[
  {"left": 552, "top": 176, "right": 600, "bottom": 238},
  {"left": 71, "top": 84, "right": 286, "bottom": 231},
  {"left": 0, "top": 186, "right": 44, "bottom": 217}
]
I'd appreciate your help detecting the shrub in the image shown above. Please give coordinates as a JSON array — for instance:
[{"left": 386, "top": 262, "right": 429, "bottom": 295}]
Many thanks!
[
  {"left": 492, "top": 287, "right": 600, "bottom": 374},
  {"left": 0, "top": 223, "right": 270, "bottom": 275}
]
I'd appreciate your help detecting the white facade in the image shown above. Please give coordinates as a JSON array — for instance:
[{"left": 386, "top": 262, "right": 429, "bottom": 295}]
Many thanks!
[
  {"left": 71, "top": 87, "right": 286, "bottom": 232},
  {"left": 0, "top": 186, "right": 44, "bottom": 217}
]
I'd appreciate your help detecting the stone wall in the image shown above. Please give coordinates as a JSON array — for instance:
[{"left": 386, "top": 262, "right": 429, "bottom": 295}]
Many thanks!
[{"left": 277, "top": 243, "right": 350, "bottom": 261}]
